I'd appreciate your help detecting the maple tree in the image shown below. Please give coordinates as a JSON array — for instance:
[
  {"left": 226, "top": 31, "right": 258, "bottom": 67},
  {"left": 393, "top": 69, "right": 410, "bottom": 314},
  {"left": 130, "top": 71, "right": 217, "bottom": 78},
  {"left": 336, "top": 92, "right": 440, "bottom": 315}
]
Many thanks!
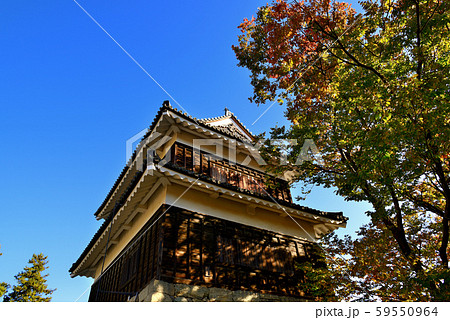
[
  {"left": 234, "top": 0, "right": 450, "bottom": 300},
  {"left": 322, "top": 215, "right": 450, "bottom": 301}
]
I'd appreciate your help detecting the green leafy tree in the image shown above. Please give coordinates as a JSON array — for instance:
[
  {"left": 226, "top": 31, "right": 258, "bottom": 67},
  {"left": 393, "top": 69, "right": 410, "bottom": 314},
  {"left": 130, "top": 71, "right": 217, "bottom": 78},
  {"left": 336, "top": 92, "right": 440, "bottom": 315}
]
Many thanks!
[
  {"left": 295, "top": 244, "right": 339, "bottom": 301},
  {"left": 0, "top": 283, "right": 8, "bottom": 299},
  {"left": 3, "top": 253, "right": 55, "bottom": 302},
  {"left": 322, "top": 215, "right": 450, "bottom": 301},
  {"left": 296, "top": 214, "right": 449, "bottom": 301},
  {"left": 234, "top": 0, "right": 450, "bottom": 300}
]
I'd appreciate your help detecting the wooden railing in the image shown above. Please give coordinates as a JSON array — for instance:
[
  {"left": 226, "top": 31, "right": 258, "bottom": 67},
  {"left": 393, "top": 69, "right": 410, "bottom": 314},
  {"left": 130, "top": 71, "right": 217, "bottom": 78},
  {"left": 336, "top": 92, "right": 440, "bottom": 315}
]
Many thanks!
[{"left": 167, "top": 142, "right": 292, "bottom": 203}]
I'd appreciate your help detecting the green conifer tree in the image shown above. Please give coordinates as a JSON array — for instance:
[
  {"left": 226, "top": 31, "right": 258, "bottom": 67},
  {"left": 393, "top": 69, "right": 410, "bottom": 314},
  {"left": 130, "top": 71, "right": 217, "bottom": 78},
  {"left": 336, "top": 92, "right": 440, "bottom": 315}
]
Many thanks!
[
  {"left": 3, "top": 253, "right": 55, "bottom": 302},
  {"left": 0, "top": 246, "right": 9, "bottom": 298}
]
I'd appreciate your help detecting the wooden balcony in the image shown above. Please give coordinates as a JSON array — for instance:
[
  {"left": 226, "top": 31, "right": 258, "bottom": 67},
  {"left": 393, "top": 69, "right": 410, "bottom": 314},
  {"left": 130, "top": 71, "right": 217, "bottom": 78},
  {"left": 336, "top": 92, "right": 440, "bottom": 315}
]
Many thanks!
[{"left": 165, "top": 142, "right": 292, "bottom": 203}]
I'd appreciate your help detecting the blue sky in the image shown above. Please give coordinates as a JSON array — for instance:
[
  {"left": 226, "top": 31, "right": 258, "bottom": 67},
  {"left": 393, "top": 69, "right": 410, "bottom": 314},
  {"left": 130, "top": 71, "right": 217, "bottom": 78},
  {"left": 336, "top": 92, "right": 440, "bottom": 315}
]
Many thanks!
[{"left": 0, "top": 0, "right": 368, "bottom": 302}]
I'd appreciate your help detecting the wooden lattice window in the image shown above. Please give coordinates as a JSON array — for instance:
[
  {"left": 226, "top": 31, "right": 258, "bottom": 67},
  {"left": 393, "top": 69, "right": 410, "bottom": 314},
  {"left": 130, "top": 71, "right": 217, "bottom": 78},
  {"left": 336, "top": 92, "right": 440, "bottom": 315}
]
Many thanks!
[
  {"left": 119, "top": 246, "right": 140, "bottom": 288},
  {"left": 169, "top": 142, "right": 292, "bottom": 203}
]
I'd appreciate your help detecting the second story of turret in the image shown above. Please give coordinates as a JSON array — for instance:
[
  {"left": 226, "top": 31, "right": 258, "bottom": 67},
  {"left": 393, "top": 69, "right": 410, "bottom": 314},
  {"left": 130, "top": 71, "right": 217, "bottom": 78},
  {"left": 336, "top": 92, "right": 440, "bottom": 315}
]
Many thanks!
[{"left": 94, "top": 101, "right": 298, "bottom": 220}]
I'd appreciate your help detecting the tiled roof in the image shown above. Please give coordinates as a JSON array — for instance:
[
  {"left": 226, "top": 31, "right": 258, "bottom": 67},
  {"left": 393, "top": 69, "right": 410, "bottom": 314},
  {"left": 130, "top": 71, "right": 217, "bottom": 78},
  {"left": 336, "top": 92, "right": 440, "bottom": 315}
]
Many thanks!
[
  {"left": 211, "top": 124, "right": 250, "bottom": 142},
  {"left": 93, "top": 165, "right": 129, "bottom": 217},
  {"left": 146, "top": 103, "right": 255, "bottom": 143},
  {"left": 199, "top": 108, "right": 255, "bottom": 142}
]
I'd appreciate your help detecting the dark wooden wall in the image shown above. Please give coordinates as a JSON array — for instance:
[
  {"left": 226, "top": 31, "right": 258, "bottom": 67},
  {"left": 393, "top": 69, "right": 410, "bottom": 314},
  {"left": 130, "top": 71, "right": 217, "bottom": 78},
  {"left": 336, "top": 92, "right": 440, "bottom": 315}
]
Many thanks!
[
  {"left": 89, "top": 205, "right": 316, "bottom": 301},
  {"left": 89, "top": 207, "right": 164, "bottom": 302},
  {"left": 159, "top": 208, "right": 313, "bottom": 296}
]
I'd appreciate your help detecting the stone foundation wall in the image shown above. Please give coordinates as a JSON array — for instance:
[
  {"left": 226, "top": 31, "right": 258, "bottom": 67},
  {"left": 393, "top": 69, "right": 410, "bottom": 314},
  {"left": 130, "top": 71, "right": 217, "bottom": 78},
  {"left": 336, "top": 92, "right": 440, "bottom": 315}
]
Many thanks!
[{"left": 128, "top": 279, "right": 307, "bottom": 302}]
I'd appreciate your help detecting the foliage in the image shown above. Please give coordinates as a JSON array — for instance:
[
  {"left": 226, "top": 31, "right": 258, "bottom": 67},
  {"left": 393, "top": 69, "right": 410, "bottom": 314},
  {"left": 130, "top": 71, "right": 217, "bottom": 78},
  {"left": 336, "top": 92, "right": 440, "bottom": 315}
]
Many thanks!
[
  {"left": 296, "top": 215, "right": 449, "bottom": 301},
  {"left": 0, "top": 284, "right": 7, "bottom": 300},
  {"left": 295, "top": 244, "right": 339, "bottom": 301},
  {"left": 234, "top": 0, "right": 450, "bottom": 300},
  {"left": 0, "top": 247, "right": 8, "bottom": 299},
  {"left": 322, "top": 215, "right": 450, "bottom": 301},
  {"left": 3, "top": 253, "right": 55, "bottom": 302}
]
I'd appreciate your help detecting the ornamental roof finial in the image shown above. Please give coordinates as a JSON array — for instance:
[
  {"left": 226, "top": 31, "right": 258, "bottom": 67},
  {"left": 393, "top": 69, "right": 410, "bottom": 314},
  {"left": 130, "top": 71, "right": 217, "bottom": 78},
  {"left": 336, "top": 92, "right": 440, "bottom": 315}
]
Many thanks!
[{"left": 224, "top": 107, "right": 232, "bottom": 116}]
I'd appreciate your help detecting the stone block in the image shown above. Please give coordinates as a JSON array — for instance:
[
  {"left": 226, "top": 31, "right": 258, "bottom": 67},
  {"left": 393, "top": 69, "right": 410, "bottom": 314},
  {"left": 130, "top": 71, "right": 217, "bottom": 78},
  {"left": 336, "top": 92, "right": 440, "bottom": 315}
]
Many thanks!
[
  {"left": 147, "top": 279, "right": 175, "bottom": 296},
  {"left": 232, "top": 290, "right": 260, "bottom": 302},
  {"left": 280, "top": 296, "right": 303, "bottom": 302},
  {"left": 259, "top": 293, "right": 282, "bottom": 302},
  {"left": 149, "top": 292, "right": 172, "bottom": 302},
  {"left": 209, "top": 287, "right": 233, "bottom": 302},
  {"left": 174, "top": 283, "right": 209, "bottom": 299},
  {"left": 138, "top": 286, "right": 150, "bottom": 302},
  {"left": 192, "top": 298, "right": 206, "bottom": 302},
  {"left": 174, "top": 297, "right": 191, "bottom": 302}
]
